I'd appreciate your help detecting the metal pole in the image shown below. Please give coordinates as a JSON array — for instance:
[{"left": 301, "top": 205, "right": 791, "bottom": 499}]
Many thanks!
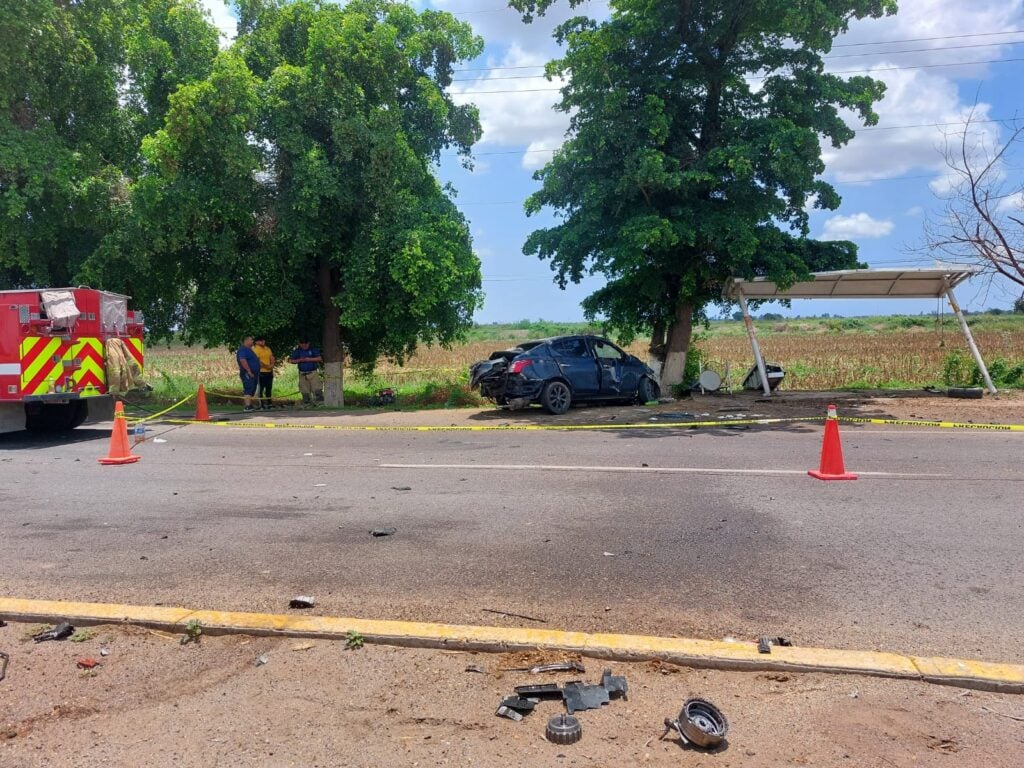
[
  {"left": 944, "top": 284, "right": 997, "bottom": 395},
  {"left": 736, "top": 288, "right": 772, "bottom": 396}
]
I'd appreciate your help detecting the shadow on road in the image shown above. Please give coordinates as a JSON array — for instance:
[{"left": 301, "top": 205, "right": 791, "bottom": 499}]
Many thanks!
[{"left": 0, "top": 428, "right": 109, "bottom": 450}]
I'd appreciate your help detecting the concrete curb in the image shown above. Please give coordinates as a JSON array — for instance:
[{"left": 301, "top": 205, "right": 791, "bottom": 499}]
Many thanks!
[{"left": 3, "top": 598, "right": 1022, "bottom": 694}]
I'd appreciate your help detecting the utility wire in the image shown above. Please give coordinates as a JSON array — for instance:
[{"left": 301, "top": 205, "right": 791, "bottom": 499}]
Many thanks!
[{"left": 453, "top": 57, "right": 1024, "bottom": 94}]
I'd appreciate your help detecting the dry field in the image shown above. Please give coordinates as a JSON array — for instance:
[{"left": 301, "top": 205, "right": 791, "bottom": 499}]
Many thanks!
[{"left": 143, "top": 321, "right": 1024, "bottom": 401}]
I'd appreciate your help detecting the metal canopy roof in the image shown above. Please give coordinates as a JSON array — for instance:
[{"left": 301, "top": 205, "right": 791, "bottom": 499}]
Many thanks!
[{"left": 726, "top": 267, "right": 981, "bottom": 300}]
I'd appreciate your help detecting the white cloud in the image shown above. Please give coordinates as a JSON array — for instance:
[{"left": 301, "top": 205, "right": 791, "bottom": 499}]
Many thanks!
[
  {"left": 200, "top": 0, "right": 237, "bottom": 46},
  {"left": 820, "top": 213, "right": 895, "bottom": 240},
  {"left": 451, "top": 44, "right": 570, "bottom": 165},
  {"left": 905, "top": 206, "right": 924, "bottom": 216},
  {"left": 996, "top": 191, "right": 1024, "bottom": 214}
]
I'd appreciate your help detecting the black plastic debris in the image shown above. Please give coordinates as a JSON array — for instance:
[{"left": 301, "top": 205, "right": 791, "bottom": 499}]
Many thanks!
[
  {"left": 390, "top": 486, "right": 412, "bottom": 491},
  {"left": 33, "top": 622, "right": 74, "bottom": 643},
  {"left": 513, "top": 683, "right": 563, "bottom": 700},
  {"left": 369, "top": 527, "right": 397, "bottom": 537},
  {"left": 288, "top": 596, "right": 315, "bottom": 609},
  {"left": 499, "top": 696, "right": 537, "bottom": 714},
  {"left": 601, "top": 669, "right": 629, "bottom": 699},
  {"left": 757, "top": 636, "right": 793, "bottom": 654},
  {"left": 562, "top": 681, "right": 610, "bottom": 714},
  {"left": 0, "top": 651, "right": 8, "bottom": 682},
  {"left": 465, "top": 664, "right": 486, "bottom": 674}
]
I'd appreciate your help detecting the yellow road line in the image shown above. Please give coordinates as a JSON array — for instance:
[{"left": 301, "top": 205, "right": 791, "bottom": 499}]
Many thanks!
[{"left": 1, "top": 597, "right": 1021, "bottom": 693}]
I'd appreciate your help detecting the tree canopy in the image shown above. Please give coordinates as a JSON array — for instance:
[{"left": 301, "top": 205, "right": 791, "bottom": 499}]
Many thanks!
[{"left": 510, "top": 0, "right": 895, "bottom": 385}]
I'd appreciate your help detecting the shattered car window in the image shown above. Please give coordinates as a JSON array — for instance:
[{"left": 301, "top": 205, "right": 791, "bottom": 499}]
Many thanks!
[
  {"left": 552, "top": 338, "right": 589, "bottom": 358},
  {"left": 593, "top": 341, "right": 624, "bottom": 360}
]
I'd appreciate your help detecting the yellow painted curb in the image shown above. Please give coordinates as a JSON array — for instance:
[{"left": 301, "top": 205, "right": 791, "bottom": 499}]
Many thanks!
[{"left": 2, "top": 598, "right": 1021, "bottom": 694}]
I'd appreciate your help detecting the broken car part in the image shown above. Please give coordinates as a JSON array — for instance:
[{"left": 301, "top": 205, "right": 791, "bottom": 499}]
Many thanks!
[
  {"left": 562, "top": 681, "right": 610, "bottom": 714},
  {"left": 495, "top": 705, "right": 524, "bottom": 722},
  {"left": 369, "top": 527, "right": 397, "bottom": 537},
  {"left": 513, "top": 683, "right": 563, "bottom": 700},
  {"left": 499, "top": 697, "right": 537, "bottom": 714},
  {"left": 663, "top": 698, "right": 729, "bottom": 750},
  {"left": 464, "top": 664, "right": 486, "bottom": 674},
  {"left": 0, "top": 652, "right": 8, "bottom": 682},
  {"left": 33, "top": 622, "right": 74, "bottom": 643},
  {"left": 288, "top": 597, "right": 315, "bottom": 609},
  {"left": 600, "top": 669, "right": 629, "bottom": 698},
  {"left": 504, "top": 661, "right": 585, "bottom": 674},
  {"left": 76, "top": 658, "right": 100, "bottom": 670},
  {"left": 757, "top": 636, "right": 793, "bottom": 654},
  {"left": 545, "top": 714, "right": 583, "bottom": 745}
]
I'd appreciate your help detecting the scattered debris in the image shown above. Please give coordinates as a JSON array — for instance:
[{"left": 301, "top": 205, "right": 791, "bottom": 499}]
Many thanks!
[
  {"left": 0, "top": 652, "right": 8, "bottom": 682},
  {"left": 849, "top": 689, "right": 859, "bottom": 699},
  {"left": 546, "top": 714, "right": 583, "bottom": 745},
  {"left": 503, "top": 661, "right": 585, "bottom": 674},
  {"left": 344, "top": 630, "right": 365, "bottom": 650},
  {"left": 313, "top": 483, "right": 326, "bottom": 487},
  {"left": 33, "top": 623, "right": 74, "bottom": 643},
  {"left": 255, "top": 654, "right": 269, "bottom": 667},
  {"left": 369, "top": 527, "right": 397, "bottom": 537},
  {"left": 495, "top": 705, "right": 525, "bottom": 722},
  {"left": 662, "top": 698, "right": 729, "bottom": 750},
  {"left": 391, "top": 486, "right": 412, "bottom": 491},
  {"left": 600, "top": 669, "right": 628, "bottom": 698},
  {"left": 482, "top": 608, "right": 547, "bottom": 624},
  {"left": 153, "top": 438, "right": 167, "bottom": 444},
  {"left": 289, "top": 596, "right": 316, "bottom": 609},
  {"left": 563, "top": 681, "right": 610, "bottom": 714},
  {"left": 603, "top": 551, "right": 616, "bottom": 557},
  {"left": 69, "top": 628, "right": 95, "bottom": 643},
  {"left": 291, "top": 642, "right": 315, "bottom": 652},
  {"left": 757, "top": 636, "right": 793, "bottom": 654},
  {"left": 497, "top": 697, "right": 536, "bottom": 717},
  {"left": 465, "top": 664, "right": 486, "bottom": 674},
  {"left": 513, "top": 683, "right": 563, "bottom": 700},
  {"left": 180, "top": 619, "right": 202, "bottom": 645},
  {"left": 0, "top": 620, "right": 7, "bottom": 628},
  {"left": 927, "top": 738, "right": 960, "bottom": 754},
  {"left": 76, "top": 658, "right": 100, "bottom": 670},
  {"left": 99, "top": 648, "right": 110, "bottom": 657}
]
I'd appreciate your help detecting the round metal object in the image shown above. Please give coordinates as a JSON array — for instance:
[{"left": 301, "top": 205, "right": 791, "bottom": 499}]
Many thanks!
[
  {"left": 545, "top": 714, "right": 583, "bottom": 745},
  {"left": 678, "top": 698, "right": 728, "bottom": 749},
  {"left": 698, "top": 369, "right": 722, "bottom": 392}
]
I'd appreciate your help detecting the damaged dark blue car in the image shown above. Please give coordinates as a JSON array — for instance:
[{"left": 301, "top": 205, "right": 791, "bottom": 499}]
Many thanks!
[{"left": 469, "top": 335, "right": 660, "bottom": 414}]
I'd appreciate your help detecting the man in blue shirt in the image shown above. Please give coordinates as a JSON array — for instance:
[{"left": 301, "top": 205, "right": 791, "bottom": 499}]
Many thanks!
[
  {"left": 288, "top": 339, "right": 324, "bottom": 406},
  {"left": 236, "top": 335, "right": 261, "bottom": 412}
]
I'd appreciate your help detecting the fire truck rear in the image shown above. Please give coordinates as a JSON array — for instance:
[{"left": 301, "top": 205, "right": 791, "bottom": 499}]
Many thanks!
[{"left": 0, "top": 288, "right": 145, "bottom": 434}]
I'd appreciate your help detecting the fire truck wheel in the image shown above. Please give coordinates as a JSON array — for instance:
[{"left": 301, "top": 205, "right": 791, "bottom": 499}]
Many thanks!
[{"left": 25, "top": 401, "right": 88, "bottom": 432}]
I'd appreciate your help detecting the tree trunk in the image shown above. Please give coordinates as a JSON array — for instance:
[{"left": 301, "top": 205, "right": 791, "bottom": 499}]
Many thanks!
[
  {"left": 647, "top": 318, "right": 667, "bottom": 382},
  {"left": 659, "top": 302, "right": 693, "bottom": 391},
  {"left": 318, "top": 259, "right": 344, "bottom": 407}
]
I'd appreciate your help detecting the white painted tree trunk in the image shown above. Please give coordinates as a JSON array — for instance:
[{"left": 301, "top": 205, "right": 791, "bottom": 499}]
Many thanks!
[
  {"left": 323, "top": 361, "right": 344, "bottom": 407},
  {"left": 660, "top": 349, "right": 688, "bottom": 390}
]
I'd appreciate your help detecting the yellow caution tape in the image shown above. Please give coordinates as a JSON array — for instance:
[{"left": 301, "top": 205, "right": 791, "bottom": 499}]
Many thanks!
[
  {"left": 157, "top": 414, "right": 1024, "bottom": 433},
  {"left": 127, "top": 393, "right": 196, "bottom": 425},
  {"left": 840, "top": 417, "right": 1024, "bottom": 432}
]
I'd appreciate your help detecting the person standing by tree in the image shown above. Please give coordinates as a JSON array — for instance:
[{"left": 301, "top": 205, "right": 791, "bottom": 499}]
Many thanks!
[
  {"left": 236, "top": 336, "right": 261, "bottom": 412},
  {"left": 288, "top": 340, "right": 324, "bottom": 407},
  {"left": 253, "top": 335, "right": 276, "bottom": 409}
]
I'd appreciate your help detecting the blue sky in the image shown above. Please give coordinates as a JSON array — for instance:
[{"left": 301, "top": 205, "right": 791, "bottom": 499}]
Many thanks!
[{"left": 203, "top": 0, "right": 1024, "bottom": 320}]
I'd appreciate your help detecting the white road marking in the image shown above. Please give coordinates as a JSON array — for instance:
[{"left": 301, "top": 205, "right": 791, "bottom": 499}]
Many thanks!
[{"left": 379, "top": 463, "right": 948, "bottom": 478}]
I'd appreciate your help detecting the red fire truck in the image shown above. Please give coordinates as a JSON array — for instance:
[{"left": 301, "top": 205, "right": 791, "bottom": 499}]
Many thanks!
[{"left": 0, "top": 288, "right": 145, "bottom": 433}]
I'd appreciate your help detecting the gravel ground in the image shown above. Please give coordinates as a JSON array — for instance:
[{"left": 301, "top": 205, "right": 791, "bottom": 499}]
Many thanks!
[{"left": 2, "top": 623, "right": 1023, "bottom": 768}]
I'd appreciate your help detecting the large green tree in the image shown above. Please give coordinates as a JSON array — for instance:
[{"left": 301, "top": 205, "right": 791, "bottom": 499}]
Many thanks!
[
  {"left": 0, "top": 0, "right": 219, "bottom": 287},
  {"left": 86, "top": 0, "right": 484, "bottom": 405},
  {"left": 510, "top": 0, "right": 895, "bottom": 386}
]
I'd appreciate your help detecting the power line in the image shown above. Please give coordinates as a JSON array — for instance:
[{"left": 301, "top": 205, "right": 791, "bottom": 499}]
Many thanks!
[
  {"left": 453, "top": 56, "right": 1024, "bottom": 94},
  {"left": 451, "top": 39, "right": 1024, "bottom": 81}
]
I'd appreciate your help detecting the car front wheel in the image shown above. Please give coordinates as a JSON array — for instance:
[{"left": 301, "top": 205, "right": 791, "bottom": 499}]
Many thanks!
[
  {"left": 541, "top": 381, "right": 572, "bottom": 415},
  {"left": 638, "top": 377, "right": 660, "bottom": 403}
]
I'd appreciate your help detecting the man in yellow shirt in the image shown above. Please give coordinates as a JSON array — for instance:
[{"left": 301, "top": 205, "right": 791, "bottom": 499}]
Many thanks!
[{"left": 253, "top": 336, "right": 276, "bottom": 410}]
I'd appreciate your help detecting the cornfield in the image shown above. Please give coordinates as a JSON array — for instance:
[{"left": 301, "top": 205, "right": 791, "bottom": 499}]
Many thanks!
[{"left": 144, "top": 319, "right": 1024, "bottom": 401}]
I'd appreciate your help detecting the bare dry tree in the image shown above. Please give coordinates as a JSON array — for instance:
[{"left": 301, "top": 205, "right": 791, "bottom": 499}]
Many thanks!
[{"left": 925, "top": 107, "right": 1024, "bottom": 290}]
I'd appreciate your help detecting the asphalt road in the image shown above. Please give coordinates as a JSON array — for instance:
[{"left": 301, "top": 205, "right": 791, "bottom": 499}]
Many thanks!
[{"left": 2, "top": 413, "right": 1022, "bottom": 664}]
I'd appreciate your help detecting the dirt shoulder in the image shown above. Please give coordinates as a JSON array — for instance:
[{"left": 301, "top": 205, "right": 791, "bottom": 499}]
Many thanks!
[
  {"left": 205, "top": 388, "right": 1024, "bottom": 430},
  {"left": 2, "top": 623, "right": 1023, "bottom": 767}
]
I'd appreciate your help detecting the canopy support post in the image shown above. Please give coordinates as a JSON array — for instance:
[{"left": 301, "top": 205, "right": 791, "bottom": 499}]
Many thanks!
[
  {"left": 944, "top": 282, "right": 996, "bottom": 395},
  {"left": 736, "top": 288, "right": 771, "bottom": 396}
]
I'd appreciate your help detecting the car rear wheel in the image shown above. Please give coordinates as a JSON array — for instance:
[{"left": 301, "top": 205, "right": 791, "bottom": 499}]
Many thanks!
[
  {"left": 541, "top": 381, "right": 572, "bottom": 415},
  {"left": 638, "top": 377, "right": 659, "bottom": 403}
]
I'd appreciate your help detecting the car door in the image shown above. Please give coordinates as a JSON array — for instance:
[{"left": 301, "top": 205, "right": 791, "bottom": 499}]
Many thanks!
[
  {"left": 550, "top": 337, "right": 599, "bottom": 395},
  {"left": 591, "top": 338, "right": 636, "bottom": 396}
]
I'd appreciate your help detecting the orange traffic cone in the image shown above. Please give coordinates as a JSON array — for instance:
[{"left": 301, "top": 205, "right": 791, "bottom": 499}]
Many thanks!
[
  {"left": 194, "top": 384, "right": 211, "bottom": 422},
  {"left": 98, "top": 401, "right": 141, "bottom": 465},
  {"left": 808, "top": 404, "right": 857, "bottom": 481}
]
